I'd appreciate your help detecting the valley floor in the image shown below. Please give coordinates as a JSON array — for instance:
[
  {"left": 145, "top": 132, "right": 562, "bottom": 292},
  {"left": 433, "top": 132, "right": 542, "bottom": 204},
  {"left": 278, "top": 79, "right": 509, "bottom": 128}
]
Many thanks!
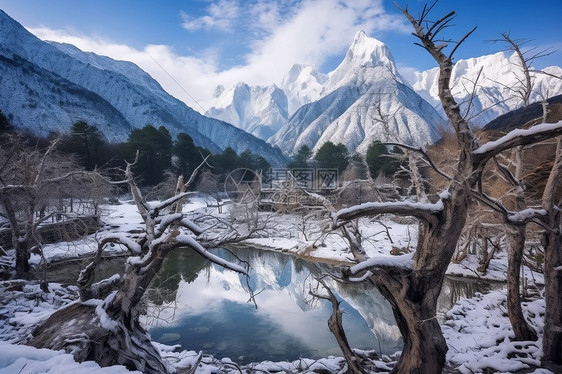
[{"left": 0, "top": 196, "right": 555, "bottom": 373}]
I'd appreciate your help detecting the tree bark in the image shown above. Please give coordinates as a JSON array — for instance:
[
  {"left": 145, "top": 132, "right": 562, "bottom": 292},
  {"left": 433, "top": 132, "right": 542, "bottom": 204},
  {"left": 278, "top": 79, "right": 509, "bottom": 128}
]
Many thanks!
[
  {"left": 105, "top": 245, "right": 171, "bottom": 328},
  {"left": 29, "top": 303, "right": 168, "bottom": 373},
  {"left": 542, "top": 137, "right": 562, "bottom": 364},
  {"left": 506, "top": 225, "right": 538, "bottom": 341},
  {"left": 542, "top": 218, "right": 562, "bottom": 364},
  {"left": 369, "top": 266, "right": 448, "bottom": 373}
]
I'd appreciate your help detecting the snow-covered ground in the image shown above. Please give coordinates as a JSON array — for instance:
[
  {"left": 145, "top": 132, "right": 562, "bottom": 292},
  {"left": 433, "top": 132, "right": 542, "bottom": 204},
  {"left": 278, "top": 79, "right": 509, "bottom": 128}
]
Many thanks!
[{"left": 0, "top": 196, "right": 553, "bottom": 373}]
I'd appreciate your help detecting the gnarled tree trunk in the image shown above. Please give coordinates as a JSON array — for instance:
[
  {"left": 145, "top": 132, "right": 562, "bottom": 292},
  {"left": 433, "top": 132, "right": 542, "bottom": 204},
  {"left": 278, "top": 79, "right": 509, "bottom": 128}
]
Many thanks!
[
  {"left": 29, "top": 303, "right": 167, "bottom": 373},
  {"left": 30, "top": 156, "right": 247, "bottom": 373},
  {"left": 372, "top": 269, "right": 447, "bottom": 372},
  {"left": 542, "top": 215, "right": 562, "bottom": 365}
]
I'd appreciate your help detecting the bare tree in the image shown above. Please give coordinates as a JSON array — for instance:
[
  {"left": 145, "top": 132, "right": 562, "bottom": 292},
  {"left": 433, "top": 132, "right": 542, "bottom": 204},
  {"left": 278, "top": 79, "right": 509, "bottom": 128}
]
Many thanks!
[
  {"left": 197, "top": 169, "right": 224, "bottom": 213},
  {"left": 486, "top": 148, "right": 538, "bottom": 341},
  {"left": 330, "top": 3, "right": 562, "bottom": 372},
  {"left": 0, "top": 134, "right": 102, "bottom": 278},
  {"left": 476, "top": 33, "right": 558, "bottom": 342},
  {"left": 29, "top": 154, "right": 249, "bottom": 373},
  {"left": 489, "top": 33, "right": 555, "bottom": 107}
]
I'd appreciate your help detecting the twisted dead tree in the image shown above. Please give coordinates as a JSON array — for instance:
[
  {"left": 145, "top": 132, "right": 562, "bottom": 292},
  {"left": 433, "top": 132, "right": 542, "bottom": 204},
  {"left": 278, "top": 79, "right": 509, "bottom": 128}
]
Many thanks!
[
  {"left": 484, "top": 149, "right": 538, "bottom": 342},
  {"left": 29, "top": 153, "right": 248, "bottom": 373},
  {"left": 485, "top": 135, "right": 562, "bottom": 365},
  {"left": 331, "top": 2, "right": 562, "bottom": 372}
]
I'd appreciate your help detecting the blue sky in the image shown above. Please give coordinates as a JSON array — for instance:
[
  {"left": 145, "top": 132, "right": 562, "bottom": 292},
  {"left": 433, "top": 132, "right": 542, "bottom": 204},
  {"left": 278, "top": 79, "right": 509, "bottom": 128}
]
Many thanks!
[{"left": 1, "top": 0, "right": 560, "bottom": 109}]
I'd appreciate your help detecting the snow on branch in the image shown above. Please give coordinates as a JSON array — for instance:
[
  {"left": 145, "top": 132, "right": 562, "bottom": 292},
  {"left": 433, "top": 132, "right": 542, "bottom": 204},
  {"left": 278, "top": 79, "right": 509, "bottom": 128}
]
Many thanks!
[
  {"left": 473, "top": 121, "right": 562, "bottom": 160},
  {"left": 100, "top": 233, "right": 142, "bottom": 254},
  {"left": 154, "top": 213, "right": 183, "bottom": 236},
  {"left": 176, "top": 234, "right": 248, "bottom": 275},
  {"left": 151, "top": 190, "right": 193, "bottom": 212},
  {"left": 507, "top": 208, "right": 547, "bottom": 225},
  {"left": 334, "top": 200, "right": 443, "bottom": 227},
  {"left": 350, "top": 252, "right": 415, "bottom": 275},
  {"left": 180, "top": 218, "right": 203, "bottom": 236},
  {"left": 471, "top": 186, "right": 548, "bottom": 226}
]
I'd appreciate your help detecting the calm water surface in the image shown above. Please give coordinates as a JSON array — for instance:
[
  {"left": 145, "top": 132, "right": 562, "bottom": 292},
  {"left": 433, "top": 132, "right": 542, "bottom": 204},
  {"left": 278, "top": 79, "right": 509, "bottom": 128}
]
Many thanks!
[
  {"left": 45, "top": 246, "right": 504, "bottom": 364},
  {"left": 142, "top": 247, "right": 504, "bottom": 364}
]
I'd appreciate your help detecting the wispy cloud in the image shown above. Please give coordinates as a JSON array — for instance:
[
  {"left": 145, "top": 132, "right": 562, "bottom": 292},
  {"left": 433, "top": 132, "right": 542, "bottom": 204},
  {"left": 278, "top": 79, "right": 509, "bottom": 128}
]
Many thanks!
[
  {"left": 28, "top": 26, "right": 221, "bottom": 110},
  {"left": 180, "top": 0, "right": 240, "bottom": 31},
  {"left": 27, "top": 0, "right": 409, "bottom": 109}
]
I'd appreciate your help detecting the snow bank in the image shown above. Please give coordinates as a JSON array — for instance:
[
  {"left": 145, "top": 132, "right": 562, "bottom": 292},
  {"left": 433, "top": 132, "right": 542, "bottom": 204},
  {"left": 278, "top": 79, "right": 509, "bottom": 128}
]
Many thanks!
[
  {"left": 443, "top": 291, "right": 550, "bottom": 373},
  {"left": 0, "top": 340, "right": 140, "bottom": 373}
]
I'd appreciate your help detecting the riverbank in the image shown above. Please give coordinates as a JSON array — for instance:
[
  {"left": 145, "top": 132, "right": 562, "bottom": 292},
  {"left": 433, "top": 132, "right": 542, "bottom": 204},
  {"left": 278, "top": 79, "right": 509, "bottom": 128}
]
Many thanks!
[{"left": 0, "top": 197, "right": 553, "bottom": 373}]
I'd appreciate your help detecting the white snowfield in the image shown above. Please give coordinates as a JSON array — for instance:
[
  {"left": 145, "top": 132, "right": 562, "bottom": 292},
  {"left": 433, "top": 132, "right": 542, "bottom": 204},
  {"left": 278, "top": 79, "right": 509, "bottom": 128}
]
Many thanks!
[{"left": 0, "top": 197, "right": 553, "bottom": 373}]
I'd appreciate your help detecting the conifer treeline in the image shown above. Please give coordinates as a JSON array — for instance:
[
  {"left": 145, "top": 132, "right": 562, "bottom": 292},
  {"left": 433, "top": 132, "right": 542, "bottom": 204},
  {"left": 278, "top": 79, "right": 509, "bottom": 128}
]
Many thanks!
[{"left": 0, "top": 116, "right": 271, "bottom": 187}]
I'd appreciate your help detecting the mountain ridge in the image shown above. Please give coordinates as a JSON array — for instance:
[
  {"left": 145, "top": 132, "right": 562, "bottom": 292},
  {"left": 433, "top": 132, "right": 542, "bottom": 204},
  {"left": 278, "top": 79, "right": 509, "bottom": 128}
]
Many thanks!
[
  {"left": 0, "top": 9, "right": 286, "bottom": 166},
  {"left": 411, "top": 51, "right": 562, "bottom": 126},
  {"left": 204, "top": 31, "right": 562, "bottom": 155}
]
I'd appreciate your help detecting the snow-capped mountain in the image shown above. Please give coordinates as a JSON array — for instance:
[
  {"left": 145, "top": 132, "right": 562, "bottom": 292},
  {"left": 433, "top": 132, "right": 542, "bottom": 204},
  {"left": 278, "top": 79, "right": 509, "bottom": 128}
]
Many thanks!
[
  {"left": 412, "top": 51, "right": 562, "bottom": 126},
  {"left": 204, "top": 82, "right": 289, "bottom": 140},
  {"left": 205, "top": 31, "right": 442, "bottom": 156},
  {"left": 281, "top": 64, "right": 327, "bottom": 115},
  {"left": 0, "top": 51, "right": 132, "bottom": 140},
  {"left": 0, "top": 10, "right": 285, "bottom": 166},
  {"left": 270, "top": 31, "right": 443, "bottom": 155},
  {"left": 320, "top": 31, "right": 399, "bottom": 95},
  {"left": 204, "top": 64, "right": 327, "bottom": 141}
]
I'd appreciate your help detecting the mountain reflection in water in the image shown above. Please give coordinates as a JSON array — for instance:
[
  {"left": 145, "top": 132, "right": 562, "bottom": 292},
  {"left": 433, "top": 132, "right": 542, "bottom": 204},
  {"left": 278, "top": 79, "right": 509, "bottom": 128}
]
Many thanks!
[{"left": 143, "top": 247, "right": 402, "bottom": 364}]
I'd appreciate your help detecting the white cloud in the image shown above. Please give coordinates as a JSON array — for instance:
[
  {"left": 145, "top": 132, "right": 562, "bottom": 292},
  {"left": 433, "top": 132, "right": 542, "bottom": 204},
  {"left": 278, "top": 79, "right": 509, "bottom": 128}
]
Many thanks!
[
  {"left": 180, "top": 0, "right": 240, "bottom": 31},
  {"left": 26, "top": 0, "right": 408, "bottom": 110},
  {"left": 248, "top": 1, "right": 283, "bottom": 33},
  {"left": 236, "top": 0, "right": 408, "bottom": 83}
]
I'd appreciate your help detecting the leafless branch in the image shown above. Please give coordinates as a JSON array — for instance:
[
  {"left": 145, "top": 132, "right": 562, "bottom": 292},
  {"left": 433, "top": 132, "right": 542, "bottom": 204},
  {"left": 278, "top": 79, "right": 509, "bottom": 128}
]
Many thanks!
[
  {"left": 384, "top": 142, "right": 452, "bottom": 180},
  {"left": 449, "top": 26, "right": 477, "bottom": 59},
  {"left": 473, "top": 122, "right": 562, "bottom": 165},
  {"left": 334, "top": 200, "right": 441, "bottom": 228},
  {"left": 461, "top": 66, "right": 484, "bottom": 121}
]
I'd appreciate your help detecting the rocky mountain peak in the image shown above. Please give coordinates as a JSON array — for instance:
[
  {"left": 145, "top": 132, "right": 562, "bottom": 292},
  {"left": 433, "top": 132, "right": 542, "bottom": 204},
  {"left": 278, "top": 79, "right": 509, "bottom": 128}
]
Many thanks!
[
  {"left": 322, "top": 31, "right": 400, "bottom": 96},
  {"left": 345, "top": 30, "right": 395, "bottom": 71}
]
